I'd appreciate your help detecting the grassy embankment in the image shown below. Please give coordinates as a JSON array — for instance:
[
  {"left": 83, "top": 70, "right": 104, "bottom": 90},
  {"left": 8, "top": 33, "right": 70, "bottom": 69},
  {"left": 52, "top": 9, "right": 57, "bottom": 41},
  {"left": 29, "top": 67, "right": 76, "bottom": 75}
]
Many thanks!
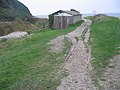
[
  {"left": 89, "top": 15, "right": 120, "bottom": 86},
  {"left": 0, "top": 18, "right": 49, "bottom": 36},
  {"left": 0, "top": 20, "right": 83, "bottom": 90},
  {"left": 0, "top": 19, "right": 36, "bottom": 36}
]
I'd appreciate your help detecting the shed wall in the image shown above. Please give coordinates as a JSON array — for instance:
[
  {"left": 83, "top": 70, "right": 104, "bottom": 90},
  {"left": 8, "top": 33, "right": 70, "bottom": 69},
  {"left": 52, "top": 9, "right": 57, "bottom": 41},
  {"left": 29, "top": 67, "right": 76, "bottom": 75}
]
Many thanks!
[
  {"left": 53, "top": 16, "right": 68, "bottom": 29},
  {"left": 67, "top": 16, "right": 73, "bottom": 25},
  {"left": 73, "top": 15, "right": 80, "bottom": 23},
  {"left": 49, "top": 10, "right": 82, "bottom": 29}
]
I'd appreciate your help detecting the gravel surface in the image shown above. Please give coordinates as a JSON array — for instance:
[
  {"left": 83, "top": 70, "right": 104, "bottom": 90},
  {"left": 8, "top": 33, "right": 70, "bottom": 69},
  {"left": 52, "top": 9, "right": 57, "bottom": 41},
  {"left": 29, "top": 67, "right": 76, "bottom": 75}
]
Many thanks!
[
  {"left": 48, "top": 19, "right": 96, "bottom": 90},
  {"left": 20, "top": 18, "right": 120, "bottom": 90},
  {"left": 57, "top": 19, "right": 95, "bottom": 90},
  {"left": 48, "top": 19, "right": 91, "bottom": 53}
]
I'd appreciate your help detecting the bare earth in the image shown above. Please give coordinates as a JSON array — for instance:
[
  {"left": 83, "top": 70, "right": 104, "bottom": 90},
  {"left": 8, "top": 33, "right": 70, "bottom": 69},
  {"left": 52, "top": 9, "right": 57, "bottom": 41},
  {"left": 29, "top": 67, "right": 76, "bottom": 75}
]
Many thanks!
[
  {"left": 49, "top": 19, "right": 96, "bottom": 90},
  {"left": 49, "top": 18, "right": 120, "bottom": 90},
  {"left": 57, "top": 19, "right": 96, "bottom": 90}
]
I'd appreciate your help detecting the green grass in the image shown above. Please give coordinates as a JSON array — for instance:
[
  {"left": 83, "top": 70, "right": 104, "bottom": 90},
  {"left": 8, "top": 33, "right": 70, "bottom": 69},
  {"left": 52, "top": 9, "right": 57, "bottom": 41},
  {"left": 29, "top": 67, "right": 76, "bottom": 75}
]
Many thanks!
[
  {"left": 0, "top": 20, "right": 83, "bottom": 90},
  {"left": 90, "top": 15, "right": 120, "bottom": 86}
]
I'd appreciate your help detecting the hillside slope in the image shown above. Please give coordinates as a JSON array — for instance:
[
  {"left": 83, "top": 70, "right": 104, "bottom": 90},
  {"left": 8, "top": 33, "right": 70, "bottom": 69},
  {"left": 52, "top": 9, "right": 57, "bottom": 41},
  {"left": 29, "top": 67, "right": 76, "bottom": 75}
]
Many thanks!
[{"left": 0, "top": 0, "right": 32, "bottom": 21}]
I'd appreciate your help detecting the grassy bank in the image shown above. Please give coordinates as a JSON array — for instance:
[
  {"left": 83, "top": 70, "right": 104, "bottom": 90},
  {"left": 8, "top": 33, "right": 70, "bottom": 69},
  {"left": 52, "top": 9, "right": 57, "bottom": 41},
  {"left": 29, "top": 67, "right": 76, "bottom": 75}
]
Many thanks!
[
  {"left": 89, "top": 15, "right": 120, "bottom": 86},
  {"left": 0, "top": 20, "right": 83, "bottom": 90},
  {"left": 0, "top": 18, "right": 36, "bottom": 36},
  {"left": 0, "top": 18, "right": 49, "bottom": 36}
]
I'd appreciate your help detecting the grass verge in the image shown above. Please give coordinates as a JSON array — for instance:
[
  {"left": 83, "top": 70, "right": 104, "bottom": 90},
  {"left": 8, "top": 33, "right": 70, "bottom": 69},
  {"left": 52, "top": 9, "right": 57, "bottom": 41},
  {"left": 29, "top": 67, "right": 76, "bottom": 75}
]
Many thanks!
[
  {"left": 0, "top": 20, "right": 83, "bottom": 90},
  {"left": 89, "top": 15, "right": 120, "bottom": 87}
]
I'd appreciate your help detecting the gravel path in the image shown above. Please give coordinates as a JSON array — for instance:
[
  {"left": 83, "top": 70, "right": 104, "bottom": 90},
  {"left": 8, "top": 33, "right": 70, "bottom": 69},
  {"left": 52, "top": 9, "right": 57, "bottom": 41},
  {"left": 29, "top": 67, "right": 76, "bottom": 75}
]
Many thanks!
[
  {"left": 50, "top": 19, "right": 95, "bottom": 90},
  {"left": 49, "top": 19, "right": 120, "bottom": 90},
  {"left": 48, "top": 19, "right": 91, "bottom": 53}
]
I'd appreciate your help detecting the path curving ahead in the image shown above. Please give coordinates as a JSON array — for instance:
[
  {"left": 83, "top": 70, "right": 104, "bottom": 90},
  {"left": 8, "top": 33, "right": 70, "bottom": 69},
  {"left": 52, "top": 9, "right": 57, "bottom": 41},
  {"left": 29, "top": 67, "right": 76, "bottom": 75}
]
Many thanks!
[{"left": 56, "top": 19, "right": 96, "bottom": 90}]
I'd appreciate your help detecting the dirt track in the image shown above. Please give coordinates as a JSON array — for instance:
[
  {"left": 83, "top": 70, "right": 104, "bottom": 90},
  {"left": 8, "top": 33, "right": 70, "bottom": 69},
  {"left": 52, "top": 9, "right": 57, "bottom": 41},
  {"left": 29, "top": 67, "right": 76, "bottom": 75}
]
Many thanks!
[
  {"left": 49, "top": 18, "right": 120, "bottom": 90},
  {"left": 51, "top": 19, "right": 96, "bottom": 90}
]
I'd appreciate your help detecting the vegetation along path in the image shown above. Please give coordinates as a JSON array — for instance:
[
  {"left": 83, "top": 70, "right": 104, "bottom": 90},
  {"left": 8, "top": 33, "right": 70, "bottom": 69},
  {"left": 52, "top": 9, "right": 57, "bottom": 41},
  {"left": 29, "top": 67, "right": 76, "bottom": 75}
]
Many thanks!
[
  {"left": 0, "top": 20, "right": 83, "bottom": 90},
  {"left": 89, "top": 15, "right": 120, "bottom": 90},
  {"left": 49, "top": 19, "right": 94, "bottom": 90}
]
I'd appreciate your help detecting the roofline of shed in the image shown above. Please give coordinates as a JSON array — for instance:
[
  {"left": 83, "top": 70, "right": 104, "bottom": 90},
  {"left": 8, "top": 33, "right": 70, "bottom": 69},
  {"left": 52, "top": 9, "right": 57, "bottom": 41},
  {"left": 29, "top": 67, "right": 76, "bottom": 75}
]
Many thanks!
[
  {"left": 49, "top": 10, "right": 64, "bottom": 16},
  {"left": 49, "top": 9, "right": 81, "bottom": 16},
  {"left": 64, "top": 11, "right": 80, "bottom": 16}
]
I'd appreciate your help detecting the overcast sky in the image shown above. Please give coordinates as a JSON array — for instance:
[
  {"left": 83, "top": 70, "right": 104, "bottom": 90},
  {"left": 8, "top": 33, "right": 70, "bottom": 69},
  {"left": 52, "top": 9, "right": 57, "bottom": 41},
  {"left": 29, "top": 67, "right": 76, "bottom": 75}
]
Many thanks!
[{"left": 19, "top": 0, "right": 120, "bottom": 15}]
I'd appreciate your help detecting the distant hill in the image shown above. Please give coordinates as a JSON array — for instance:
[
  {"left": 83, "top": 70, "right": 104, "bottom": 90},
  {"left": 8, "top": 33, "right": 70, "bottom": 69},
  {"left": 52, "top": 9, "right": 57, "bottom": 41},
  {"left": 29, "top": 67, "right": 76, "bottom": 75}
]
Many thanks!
[
  {"left": 0, "top": 0, "right": 32, "bottom": 21},
  {"left": 35, "top": 15, "right": 48, "bottom": 18}
]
